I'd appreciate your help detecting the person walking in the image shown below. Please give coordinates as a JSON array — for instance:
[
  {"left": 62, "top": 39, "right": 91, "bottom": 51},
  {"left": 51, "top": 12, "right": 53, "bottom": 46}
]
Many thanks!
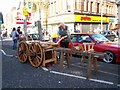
[
  {"left": 11, "top": 27, "right": 19, "bottom": 50},
  {"left": 17, "top": 26, "right": 21, "bottom": 34}
]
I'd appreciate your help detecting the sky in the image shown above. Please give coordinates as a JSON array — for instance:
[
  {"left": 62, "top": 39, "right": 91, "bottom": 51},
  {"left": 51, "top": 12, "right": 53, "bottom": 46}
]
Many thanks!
[{"left": 0, "top": 0, "right": 19, "bottom": 15}]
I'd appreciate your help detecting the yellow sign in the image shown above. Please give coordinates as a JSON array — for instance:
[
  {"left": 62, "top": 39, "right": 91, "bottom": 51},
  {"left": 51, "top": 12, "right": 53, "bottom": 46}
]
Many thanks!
[
  {"left": 75, "top": 15, "right": 109, "bottom": 23},
  {"left": 22, "top": 8, "right": 28, "bottom": 16}
]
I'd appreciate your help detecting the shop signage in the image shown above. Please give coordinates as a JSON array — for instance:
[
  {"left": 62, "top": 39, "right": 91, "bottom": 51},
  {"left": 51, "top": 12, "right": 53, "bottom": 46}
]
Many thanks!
[
  {"left": 16, "top": 11, "right": 32, "bottom": 25},
  {"left": 81, "top": 16, "right": 91, "bottom": 21},
  {"left": 22, "top": 8, "right": 28, "bottom": 16},
  {"left": 75, "top": 15, "right": 109, "bottom": 23},
  {"left": 109, "top": 18, "right": 115, "bottom": 22}
]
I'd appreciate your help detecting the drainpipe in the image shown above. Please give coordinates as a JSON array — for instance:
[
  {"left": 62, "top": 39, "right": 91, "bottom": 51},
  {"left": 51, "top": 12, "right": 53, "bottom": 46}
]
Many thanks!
[{"left": 101, "top": 0, "right": 103, "bottom": 32}]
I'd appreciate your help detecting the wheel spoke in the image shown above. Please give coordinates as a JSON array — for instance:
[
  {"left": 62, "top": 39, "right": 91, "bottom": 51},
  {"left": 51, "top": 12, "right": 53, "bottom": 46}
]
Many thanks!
[
  {"left": 19, "top": 54, "right": 23, "bottom": 60},
  {"left": 35, "top": 57, "right": 39, "bottom": 65},
  {"left": 36, "top": 56, "right": 42, "bottom": 62},
  {"left": 23, "top": 54, "right": 27, "bottom": 62}
]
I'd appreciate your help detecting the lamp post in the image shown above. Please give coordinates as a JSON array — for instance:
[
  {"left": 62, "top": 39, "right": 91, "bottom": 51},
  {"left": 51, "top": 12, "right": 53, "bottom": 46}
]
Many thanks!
[
  {"left": 23, "top": 0, "right": 28, "bottom": 40},
  {"left": 38, "top": 1, "right": 42, "bottom": 40},
  {"left": 37, "top": 0, "right": 49, "bottom": 40}
]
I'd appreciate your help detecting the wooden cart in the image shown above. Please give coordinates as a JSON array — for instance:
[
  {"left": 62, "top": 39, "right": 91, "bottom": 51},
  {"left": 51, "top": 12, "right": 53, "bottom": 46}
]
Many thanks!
[{"left": 17, "top": 35, "right": 58, "bottom": 67}]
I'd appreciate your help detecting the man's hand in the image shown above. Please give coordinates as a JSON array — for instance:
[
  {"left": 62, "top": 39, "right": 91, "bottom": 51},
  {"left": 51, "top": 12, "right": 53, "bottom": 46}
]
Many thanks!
[{"left": 56, "top": 35, "right": 67, "bottom": 44}]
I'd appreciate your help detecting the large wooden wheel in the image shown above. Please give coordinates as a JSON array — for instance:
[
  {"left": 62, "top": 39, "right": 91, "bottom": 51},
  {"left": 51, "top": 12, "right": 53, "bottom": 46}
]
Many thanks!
[
  {"left": 17, "top": 41, "right": 28, "bottom": 63},
  {"left": 28, "top": 42, "right": 43, "bottom": 67}
]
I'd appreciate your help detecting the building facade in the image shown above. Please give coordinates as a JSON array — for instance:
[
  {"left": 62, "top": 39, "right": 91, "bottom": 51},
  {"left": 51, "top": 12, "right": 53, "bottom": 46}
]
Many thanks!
[
  {"left": 116, "top": 0, "right": 120, "bottom": 23},
  {"left": 47, "top": 0, "right": 117, "bottom": 35}
]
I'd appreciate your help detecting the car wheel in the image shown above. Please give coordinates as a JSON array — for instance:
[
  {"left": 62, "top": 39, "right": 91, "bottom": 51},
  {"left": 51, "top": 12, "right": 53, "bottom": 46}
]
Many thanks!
[{"left": 103, "top": 51, "right": 115, "bottom": 63}]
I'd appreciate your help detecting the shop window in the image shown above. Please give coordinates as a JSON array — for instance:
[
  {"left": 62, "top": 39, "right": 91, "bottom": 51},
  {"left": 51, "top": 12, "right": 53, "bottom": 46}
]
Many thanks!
[
  {"left": 66, "top": 0, "right": 71, "bottom": 12},
  {"left": 86, "top": 1, "right": 88, "bottom": 11}
]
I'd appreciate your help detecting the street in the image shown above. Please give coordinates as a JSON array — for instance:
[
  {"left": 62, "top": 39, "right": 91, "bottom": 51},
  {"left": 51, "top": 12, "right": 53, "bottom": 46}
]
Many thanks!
[{"left": 1, "top": 40, "right": 120, "bottom": 88}]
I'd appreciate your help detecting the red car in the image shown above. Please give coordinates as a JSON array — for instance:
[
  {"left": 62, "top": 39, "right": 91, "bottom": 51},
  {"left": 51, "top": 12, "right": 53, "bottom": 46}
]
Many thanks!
[{"left": 69, "top": 33, "right": 120, "bottom": 63}]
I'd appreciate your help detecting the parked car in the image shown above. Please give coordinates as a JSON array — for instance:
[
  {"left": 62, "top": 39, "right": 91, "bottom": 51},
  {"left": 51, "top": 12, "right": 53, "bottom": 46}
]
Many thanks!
[
  {"left": 101, "top": 31, "right": 118, "bottom": 41},
  {"left": 69, "top": 33, "right": 120, "bottom": 63},
  {"left": 28, "top": 33, "right": 50, "bottom": 41},
  {"left": 29, "top": 33, "right": 40, "bottom": 40}
]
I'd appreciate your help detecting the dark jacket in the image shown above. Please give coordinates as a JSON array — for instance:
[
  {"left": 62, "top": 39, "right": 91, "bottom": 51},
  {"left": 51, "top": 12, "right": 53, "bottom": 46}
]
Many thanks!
[{"left": 58, "top": 25, "right": 68, "bottom": 42}]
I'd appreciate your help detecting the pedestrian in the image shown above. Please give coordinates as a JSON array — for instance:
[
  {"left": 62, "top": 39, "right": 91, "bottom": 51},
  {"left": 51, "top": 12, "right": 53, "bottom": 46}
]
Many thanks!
[
  {"left": 10, "top": 27, "right": 19, "bottom": 50},
  {"left": 57, "top": 22, "right": 70, "bottom": 48},
  {"left": 51, "top": 32, "right": 58, "bottom": 42},
  {"left": 17, "top": 26, "right": 21, "bottom": 34},
  {"left": 0, "top": 29, "right": 2, "bottom": 40}
]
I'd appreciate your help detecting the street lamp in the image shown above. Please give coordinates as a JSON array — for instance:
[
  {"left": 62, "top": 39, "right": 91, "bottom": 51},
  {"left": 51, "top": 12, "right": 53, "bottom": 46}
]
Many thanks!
[
  {"left": 23, "top": 0, "right": 28, "bottom": 40},
  {"left": 37, "top": 1, "right": 42, "bottom": 40}
]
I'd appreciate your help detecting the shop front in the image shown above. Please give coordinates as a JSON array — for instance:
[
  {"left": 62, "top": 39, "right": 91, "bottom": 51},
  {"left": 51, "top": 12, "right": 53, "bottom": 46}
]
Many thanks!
[
  {"left": 75, "top": 15, "right": 109, "bottom": 33},
  {"left": 46, "top": 14, "right": 109, "bottom": 35}
]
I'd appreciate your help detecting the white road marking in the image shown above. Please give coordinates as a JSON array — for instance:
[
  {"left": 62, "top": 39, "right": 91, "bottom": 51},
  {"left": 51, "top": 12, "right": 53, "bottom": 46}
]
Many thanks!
[
  {"left": 41, "top": 67, "right": 115, "bottom": 85},
  {"left": 41, "top": 67, "right": 49, "bottom": 71},
  {"left": 50, "top": 70, "right": 86, "bottom": 79},
  {"left": 0, "top": 49, "right": 6, "bottom": 55},
  {"left": 71, "top": 63, "right": 119, "bottom": 77},
  {"left": 89, "top": 78, "right": 113, "bottom": 85},
  {"left": 117, "top": 84, "right": 120, "bottom": 87},
  {"left": 0, "top": 49, "right": 14, "bottom": 57},
  {"left": 15, "top": 56, "right": 18, "bottom": 58},
  {"left": 5, "top": 55, "right": 14, "bottom": 57}
]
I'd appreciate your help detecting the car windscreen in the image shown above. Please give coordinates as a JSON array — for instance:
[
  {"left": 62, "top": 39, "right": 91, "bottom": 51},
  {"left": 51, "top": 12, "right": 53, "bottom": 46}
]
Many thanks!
[
  {"left": 91, "top": 34, "right": 110, "bottom": 42},
  {"left": 71, "top": 34, "right": 92, "bottom": 43},
  {"left": 30, "top": 34, "right": 40, "bottom": 40}
]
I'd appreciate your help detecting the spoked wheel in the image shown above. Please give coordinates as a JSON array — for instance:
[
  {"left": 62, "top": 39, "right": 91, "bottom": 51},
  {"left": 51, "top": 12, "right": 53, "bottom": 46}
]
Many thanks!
[
  {"left": 17, "top": 41, "right": 28, "bottom": 63},
  {"left": 28, "top": 42, "right": 43, "bottom": 67}
]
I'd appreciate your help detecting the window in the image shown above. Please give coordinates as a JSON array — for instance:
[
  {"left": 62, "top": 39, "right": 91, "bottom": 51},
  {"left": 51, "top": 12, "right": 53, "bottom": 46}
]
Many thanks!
[
  {"left": 71, "top": 34, "right": 92, "bottom": 43},
  {"left": 71, "top": 35, "right": 77, "bottom": 42},
  {"left": 81, "top": 1, "right": 84, "bottom": 11},
  {"left": 97, "top": 3, "right": 100, "bottom": 13},
  {"left": 90, "top": 2, "right": 93, "bottom": 12},
  {"left": 66, "top": 0, "right": 71, "bottom": 11},
  {"left": 86, "top": 1, "right": 88, "bottom": 11}
]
